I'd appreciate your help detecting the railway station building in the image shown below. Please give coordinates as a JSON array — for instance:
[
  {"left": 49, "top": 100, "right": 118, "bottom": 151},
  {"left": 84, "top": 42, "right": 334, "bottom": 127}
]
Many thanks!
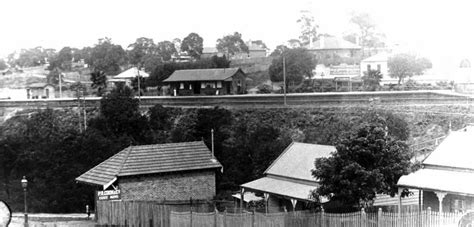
[
  {"left": 76, "top": 141, "right": 222, "bottom": 201},
  {"left": 163, "top": 68, "right": 247, "bottom": 96},
  {"left": 239, "top": 142, "right": 334, "bottom": 212}
]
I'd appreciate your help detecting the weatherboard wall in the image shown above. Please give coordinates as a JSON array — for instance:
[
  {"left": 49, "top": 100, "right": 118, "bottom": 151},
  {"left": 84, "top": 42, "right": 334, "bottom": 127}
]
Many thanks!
[{"left": 118, "top": 169, "right": 216, "bottom": 201}]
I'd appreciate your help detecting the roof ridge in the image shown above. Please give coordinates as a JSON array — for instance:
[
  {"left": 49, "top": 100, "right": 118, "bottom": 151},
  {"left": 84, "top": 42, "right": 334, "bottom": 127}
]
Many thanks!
[
  {"left": 263, "top": 141, "right": 294, "bottom": 175},
  {"left": 118, "top": 146, "right": 133, "bottom": 175}
]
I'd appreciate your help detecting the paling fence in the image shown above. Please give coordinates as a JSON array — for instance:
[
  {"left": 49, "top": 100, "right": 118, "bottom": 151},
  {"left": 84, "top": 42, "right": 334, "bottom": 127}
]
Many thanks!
[{"left": 97, "top": 200, "right": 464, "bottom": 227}]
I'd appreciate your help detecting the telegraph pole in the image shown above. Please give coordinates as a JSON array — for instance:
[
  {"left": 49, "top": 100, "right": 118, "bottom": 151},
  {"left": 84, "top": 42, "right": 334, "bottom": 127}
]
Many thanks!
[{"left": 283, "top": 56, "right": 287, "bottom": 106}]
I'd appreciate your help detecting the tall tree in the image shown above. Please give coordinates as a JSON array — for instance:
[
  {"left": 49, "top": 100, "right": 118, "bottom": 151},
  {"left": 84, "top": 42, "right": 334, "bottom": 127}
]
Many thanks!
[
  {"left": 388, "top": 53, "right": 432, "bottom": 84},
  {"left": 312, "top": 116, "right": 412, "bottom": 207},
  {"left": 127, "top": 37, "right": 158, "bottom": 67},
  {"left": 270, "top": 45, "right": 290, "bottom": 57},
  {"left": 269, "top": 48, "right": 316, "bottom": 86},
  {"left": 181, "top": 33, "right": 204, "bottom": 59},
  {"left": 48, "top": 47, "right": 73, "bottom": 70},
  {"left": 157, "top": 40, "right": 178, "bottom": 62},
  {"left": 216, "top": 32, "right": 249, "bottom": 57},
  {"left": 90, "top": 70, "right": 107, "bottom": 96},
  {"left": 89, "top": 37, "right": 127, "bottom": 75},
  {"left": 297, "top": 10, "right": 318, "bottom": 46},
  {"left": 349, "top": 12, "right": 386, "bottom": 56}
]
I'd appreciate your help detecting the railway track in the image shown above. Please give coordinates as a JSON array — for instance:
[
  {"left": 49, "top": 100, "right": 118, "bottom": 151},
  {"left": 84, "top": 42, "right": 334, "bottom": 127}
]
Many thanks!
[{"left": 0, "top": 90, "right": 472, "bottom": 110}]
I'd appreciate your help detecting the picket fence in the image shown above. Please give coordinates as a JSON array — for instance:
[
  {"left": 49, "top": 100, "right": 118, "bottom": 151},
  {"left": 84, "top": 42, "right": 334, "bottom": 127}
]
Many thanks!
[
  {"left": 97, "top": 200, "right": 464, "bottom": 227},
  {"left": 170, "top": 208, "right": 464, "bottom": 227}
]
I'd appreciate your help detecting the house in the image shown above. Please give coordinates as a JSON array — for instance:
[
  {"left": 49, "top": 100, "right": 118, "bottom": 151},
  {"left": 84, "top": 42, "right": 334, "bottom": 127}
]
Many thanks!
[
  {"left": 26, "top": 83, "right": 55, "bottom": 99},
  {"left": 398, "top": 125, "right": 474, "bottom": 213},
  {"left": 201, "top": 47, "right": 223, "bottom": 58},
  {"left": 76, "top": 141, "right": 222, "bottom": 201},
  {"left": 162, "top": 68, "right": 247, "bottom": 96},
  {"left": 306, "top": 36, "right": 362, "bottom": 63},
  {"left": 240, "top": 142, "right": 334, "bottom": 212},
  {"left": 360, "top": 52, "right": 394, "bottom": 85}
]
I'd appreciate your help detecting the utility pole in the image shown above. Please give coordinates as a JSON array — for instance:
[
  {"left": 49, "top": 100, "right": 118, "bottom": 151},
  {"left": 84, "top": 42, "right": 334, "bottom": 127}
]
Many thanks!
[
  {"left": 137, "top": 67, "right": 141, "bottom": 103},
  {"left": 83, "top": 90, "right": 87, "bottom": 131},
  {"left": 211, "top": 129, "right": 214, "bottom": 157},
  {"left": 58, "top": 71, "right": 62, "bottom": 98},
  {"left": 283, "top": 56, "right": 287, "bottom": 106}
]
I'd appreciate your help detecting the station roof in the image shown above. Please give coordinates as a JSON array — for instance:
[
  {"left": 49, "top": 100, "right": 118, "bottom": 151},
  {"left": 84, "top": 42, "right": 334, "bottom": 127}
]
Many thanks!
[
  {"left": 163, "top": 68, "right": 243, "bottom": 82},
  {"left": 76, "top": 141, "right": 222, "bottom": 189}
]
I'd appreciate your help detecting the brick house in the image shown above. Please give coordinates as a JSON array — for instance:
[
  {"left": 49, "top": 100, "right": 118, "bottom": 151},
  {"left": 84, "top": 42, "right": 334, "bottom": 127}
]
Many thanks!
[
  {"left": 163, "top": 68, "right": 247, "bottom": 96},
  {"left": 240, "top": 142, "right": 334, "bottom": 212},
  {"left": 76, "top": 141, "right": 222, "bottom": 201},
  {"left": 398, "top": 125, "right": 474, "bottom": 213}
]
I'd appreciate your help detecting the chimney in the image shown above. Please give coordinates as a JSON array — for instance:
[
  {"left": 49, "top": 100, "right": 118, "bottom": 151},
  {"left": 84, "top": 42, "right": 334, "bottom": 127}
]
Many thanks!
[{"left": 211, "top": 129, "right": 215, "bottom": 156}]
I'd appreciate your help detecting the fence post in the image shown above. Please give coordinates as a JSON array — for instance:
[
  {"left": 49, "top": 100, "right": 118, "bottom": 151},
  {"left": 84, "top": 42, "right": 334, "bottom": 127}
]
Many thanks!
[
  {"left": 377, "top": 208, "right": 382, "bottom": 227},
  {"left": 252, "top": 208, "right": 255, "bottom": 227},
  {"left": 190, "top": 197, "right": 193, "bottom": 227},
  {"left": 214, "top": 208, "right": 218, "bottom": 227},
  {"left": 361, "top": 208, "right": 366, "bottom": 227},
  {"left": 223, "top": 210, "right": 227, "bottom": 227},
  {"left": 321, "top": 207, "right": 325, "bottom": 227},
  {"left": 427, "top": 207, "right": 431, "bottom": 227}
]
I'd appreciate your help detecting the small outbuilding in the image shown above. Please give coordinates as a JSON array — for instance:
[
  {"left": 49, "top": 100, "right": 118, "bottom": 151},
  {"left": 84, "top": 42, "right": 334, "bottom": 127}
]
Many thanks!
[
  {"left": 76, "top": 141, "right": 222, "bottom": 201},
  {"left": 162, "top": 68, "right": 247, "bottom": 96},
  {"left": 240, "top": 142, "right": 334, "bottom": 212},
  {"left": 26, "top": 83, "right": 55, "bottom": 99}
]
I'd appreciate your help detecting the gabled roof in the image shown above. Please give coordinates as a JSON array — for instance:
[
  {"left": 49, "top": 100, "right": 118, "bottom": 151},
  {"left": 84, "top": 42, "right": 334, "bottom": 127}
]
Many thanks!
[
  {"left": 265, "top": 142, "right": 335, "bottom": 182},
  {"left": 307, "top": 36, "right": 360, "bottom": 50},
  {"left": 114, "top": 67, "right": 149, "bottom": 79},
  {"left": 422, "top": 125, "right": 474, "bottom": 170},
  {"left": 361, "top": 52, "right": 390, "bottom": 63},
  {"left": 163, "top": 68, "right": 244, "bottom": 82},
  {"left": 27, "top": 83, "right": 53, "bottom": 88},
  {"left": 76, "top": 141, "right": 222, "bottom": 189}
]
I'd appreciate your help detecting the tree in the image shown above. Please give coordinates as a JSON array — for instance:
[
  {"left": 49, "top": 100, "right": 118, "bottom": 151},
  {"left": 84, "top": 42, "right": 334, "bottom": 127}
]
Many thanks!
[
  {"left": 388, "top": 53, "right": 432, "bottom": 84},
  {"left": 89, "top": 37, "right": 127, "bottom": 75},
  {"left": 127, "top": 37, "right": 158, "bottom": 67},
  {"left": 287, "top": 39, "right": 302, "bottom": 48},
  {"left": 157, "top": 40, "right": 178, "bottom": 61},
  {"left": 270, "top": 45, "right": 290, "bottom": 57},
  {"left": 216, "top": 32, "right": 249, "bottom": 57},
  {"left": 181, "top": 33, "right": 204, "bottom": 59},
  {"left": 297, "top": 10, "right": 318, "bottom": 46},
  {"left": 90, "top": 70, "right": 107, "bottom": 96},
  {"left": 362, "top": 69, "right": 382, "bottom": 91},
  {"left": 312, "top": 117, "right": 413, "bottom": 207},
  {"left": 349, "top": 12, "right": 386, "bottom": 56},
  {"left": 14, "top": 47, "right": 51, "bottom": 67},
  {"left": 269, "top": 48, "right": 316, "bottom": 86},
  {"left": 47, "top": 68, "right": 63, "bottom": 85},
  {"left": 48, "top": 47, "right": 73, "bottom": 70}
]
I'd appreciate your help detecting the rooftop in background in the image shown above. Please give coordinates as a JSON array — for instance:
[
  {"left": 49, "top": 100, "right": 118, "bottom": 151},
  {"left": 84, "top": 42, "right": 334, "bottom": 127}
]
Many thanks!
[
  {"left": 163, "top": 68, "right": 243, "bottom": 82},
  {"left": 75, "top": 141, "right": 222, "bottom": 189},
  {"left": 265, "top": 142, "right": 335, "bottom": 182},
  {"left": 114, "top": 67, "right": 149, "bottom": 79},
  {"left": 307, "top": 36, "right": 360, "bottom": 50},
  {"left": 361, "top": 52, "right": 390, "bottom": 62}
]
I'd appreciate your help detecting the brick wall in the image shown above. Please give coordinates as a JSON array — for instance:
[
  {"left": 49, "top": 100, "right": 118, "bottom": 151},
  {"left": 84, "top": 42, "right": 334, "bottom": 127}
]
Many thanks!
[{"left": 118, "top": 169, "right": 216, "bottom": 201}]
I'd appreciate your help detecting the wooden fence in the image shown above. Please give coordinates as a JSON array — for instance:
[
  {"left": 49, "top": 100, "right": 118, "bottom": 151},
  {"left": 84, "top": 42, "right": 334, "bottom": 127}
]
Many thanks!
[
  {"left": 170, "top": 208, "right": 464, "bottom": 227},
  {"left": 97, "top": 201, "right": 464, "bottom": 227}
]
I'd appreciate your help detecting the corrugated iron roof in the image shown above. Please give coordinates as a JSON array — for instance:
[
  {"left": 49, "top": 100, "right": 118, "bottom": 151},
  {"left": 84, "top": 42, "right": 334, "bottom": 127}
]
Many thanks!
[
  {"left": 398, "top": 168, "right": 474, "bottom": 196},
  {"left": 114, "top": 67, "right": 149, "bottom": 79},
  {"left": 76, "top": 141, "right": 222, "bottom": 187},
  {"left": 265, "top": 142, "right": 335, "bottom": 182},
  {"left": 307, "top": 36, "right": 360, "bottom": 50},
  {"left": 241, "top": 176, "right": 326, "bottom": 202},
  {"left": 422, "top": 125, "right": 474, "bottom": 170},
  {"left": 163, "top": 68, "right": 242, "bottom": 82},
  {"left": 373, "top": 190, "right": 419, "bottom": 206}
]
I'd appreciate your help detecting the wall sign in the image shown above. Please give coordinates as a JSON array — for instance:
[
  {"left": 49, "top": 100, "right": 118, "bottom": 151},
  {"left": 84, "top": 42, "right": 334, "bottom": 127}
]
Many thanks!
[{"left": 97, "top": 190, "right": 121, "bottom": 201}]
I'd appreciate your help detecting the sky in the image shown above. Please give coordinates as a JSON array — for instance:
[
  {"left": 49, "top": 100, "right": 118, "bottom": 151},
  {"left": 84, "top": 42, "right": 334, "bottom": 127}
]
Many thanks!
[{"left": 1, "top": 0, "right": 473, "bottom": 72}]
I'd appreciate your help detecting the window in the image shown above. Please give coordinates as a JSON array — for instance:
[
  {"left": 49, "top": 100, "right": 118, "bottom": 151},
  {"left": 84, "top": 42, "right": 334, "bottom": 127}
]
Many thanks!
[
  {"left": 201, "top": 82, "right": 205, "bottom": 89},
  {"left": 217, "top": 81, "right": 222, "bottom": 88},
  {"left": 180, "top": 83, "right": 184, "bottom": 89},
  {"left": 377, "top": 64, "right": 381, "bottom": 72},
  {"left": 367, "top": 64, "right": 371, "bottom": 72},
  {"left": 189, "top": 84, "right": 192, "bottom": 90}
]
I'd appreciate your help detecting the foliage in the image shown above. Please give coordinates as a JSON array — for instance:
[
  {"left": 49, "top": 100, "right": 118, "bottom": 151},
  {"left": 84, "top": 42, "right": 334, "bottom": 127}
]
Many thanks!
[
  {"left": 349, "top": 12, "right": 386, "bottom": 54},
  {"left": 269, "top": 48, "right": 316, "bottom": 85},
  {"left": 297, "top": 11, "right": 318, "bottom": 46},
  {"left": 157, "top": 41, "right": 178, "bottom": 62},
  {"left": 127, "top": 37, "right": 159, "bottom": 67},
  {"left": 181, "top": 33, "right": 204, "bottom": 59},
  {"left": 362, "top": 69, "right": 382, "bottom": 91},
  {"left": 90, "top": 70, "right": 107, "bottom": 96},
  {"left": 70, "top": 82, "right": 87, "bottom": 99},
  {"left": 216, "top": 32, "right": 249, "bottom": 56},
  {"left": 388, "top": 53, "right": 432, "bottom": 84},
  {"left": 287, "top": 39, "right": 302, "bottom": 48},
  {"left": 88, "top": 37, "right": 127, "bottom": 75},
  {"left": 48, "top": 47, "right": 73, "bottom": 71},
  {"left": 46, "top": 68, "right": 63, "bottom": 85},
  {"left": 270, "top": 45, "right": 290, "bottom": 57},
  {"left": 11, "top": 47, "right": 55, "bottom": 67},
  {"left": 312, "top": 115, "right": 412, "bottom": 207},
  {"left": 257, "top": 84, "right": 272, "bottom": 94}
]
